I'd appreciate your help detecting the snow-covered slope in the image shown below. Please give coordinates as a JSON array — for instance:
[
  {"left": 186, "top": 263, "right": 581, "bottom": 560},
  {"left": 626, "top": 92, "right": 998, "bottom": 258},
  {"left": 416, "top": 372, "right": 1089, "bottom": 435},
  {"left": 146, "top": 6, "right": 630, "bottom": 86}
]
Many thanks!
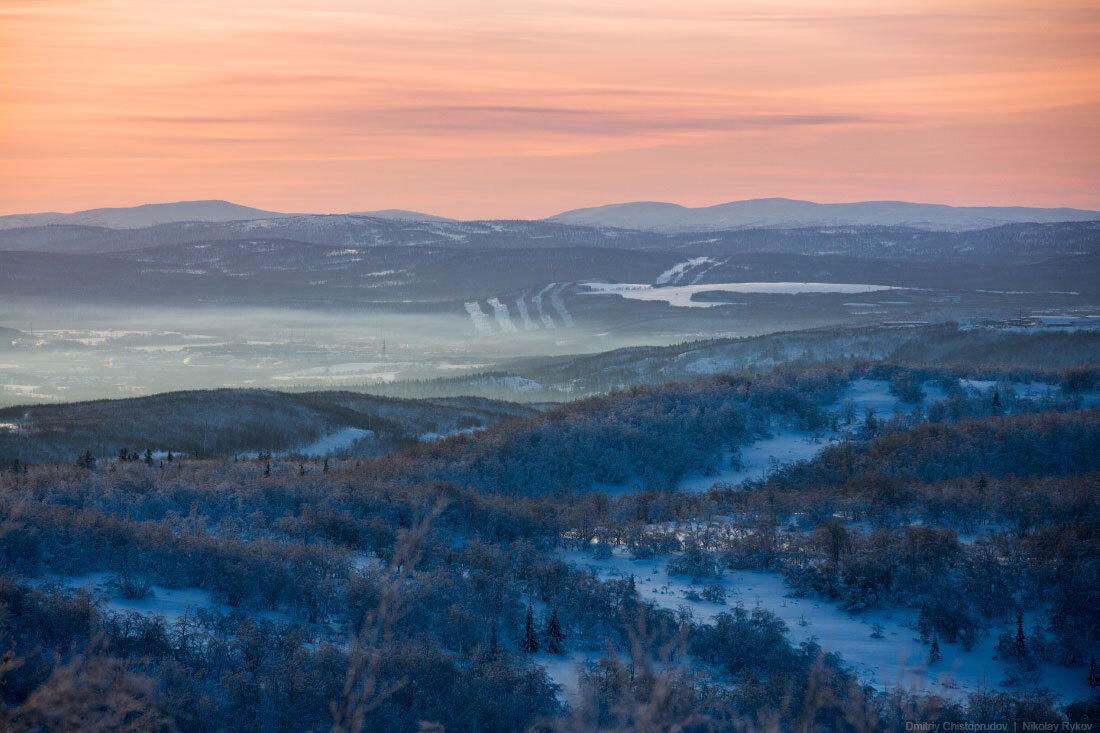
[
  {"left": 0, "top": 200, "right": 291, "bottom": 230},
  {"left": 547, "top": 198, "right": 1100, "bottom": 232}
]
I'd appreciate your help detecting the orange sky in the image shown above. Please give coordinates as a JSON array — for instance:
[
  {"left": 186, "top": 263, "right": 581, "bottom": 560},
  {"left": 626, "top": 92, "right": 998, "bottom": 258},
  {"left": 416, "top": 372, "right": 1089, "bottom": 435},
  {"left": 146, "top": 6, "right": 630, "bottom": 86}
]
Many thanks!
[{"left": 1, "top": 0, "right": 1098, "bottom": 218}]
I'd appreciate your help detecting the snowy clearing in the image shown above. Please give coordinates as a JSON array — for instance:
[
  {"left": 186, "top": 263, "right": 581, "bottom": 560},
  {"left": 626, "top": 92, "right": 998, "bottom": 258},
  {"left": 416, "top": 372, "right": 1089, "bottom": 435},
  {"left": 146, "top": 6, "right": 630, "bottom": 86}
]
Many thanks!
[
  {"left": 677, "top": 428, "right": 830, "bottom": 491},
  {"left": 549, "top": 283, "right": 575, "bottom": 327},
  {"left": 562, "top": 549, "right": 1090, "bottom": 702},
  {"left": 37, "top": 572, "right": 217, "bottom": 624},
  {"left": 487, "top": 297, "right": 518, "bottom": 333},
  {"left": 464, "top": 301, "right": 493, "bottom": 336},
  {"left": 533, "top": 283, "right": 558, "bottom": 328},
  {"left": 656, "top": 257, "right": 715, "bottom": 285},
  {"left": 292, "top": 427, "right": 373, "bottom": 457}
]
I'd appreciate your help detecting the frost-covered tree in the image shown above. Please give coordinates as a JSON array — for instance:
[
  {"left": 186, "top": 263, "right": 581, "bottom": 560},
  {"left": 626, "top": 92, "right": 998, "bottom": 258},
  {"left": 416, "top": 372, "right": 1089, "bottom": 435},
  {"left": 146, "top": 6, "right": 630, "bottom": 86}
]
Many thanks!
[
  {"left": 520, "top": 604, "right": 539, "bottom": 654},
  {"left": 544, "top": 609, "right": 565, "bottom": 655}
]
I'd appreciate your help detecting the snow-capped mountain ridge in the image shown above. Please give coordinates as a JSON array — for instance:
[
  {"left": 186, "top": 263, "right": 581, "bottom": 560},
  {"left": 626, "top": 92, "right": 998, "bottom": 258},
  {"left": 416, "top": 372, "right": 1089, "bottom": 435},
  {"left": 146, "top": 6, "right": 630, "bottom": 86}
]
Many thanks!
[{"left": 547, "top": 197, "right": 1100, "bottom": 232}]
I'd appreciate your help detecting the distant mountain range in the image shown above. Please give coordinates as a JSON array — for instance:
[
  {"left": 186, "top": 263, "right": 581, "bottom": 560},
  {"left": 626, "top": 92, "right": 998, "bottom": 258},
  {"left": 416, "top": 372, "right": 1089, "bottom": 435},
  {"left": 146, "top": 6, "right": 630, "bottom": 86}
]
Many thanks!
[
  {"left": 547, "top": 198, "right": 1100, "bottom": 232},
  {"left": 0, "top": 200, "right": 295, "bottom": 231},
  {"left": 2, "top": 197, "right": 1097, "bottom": 233}
]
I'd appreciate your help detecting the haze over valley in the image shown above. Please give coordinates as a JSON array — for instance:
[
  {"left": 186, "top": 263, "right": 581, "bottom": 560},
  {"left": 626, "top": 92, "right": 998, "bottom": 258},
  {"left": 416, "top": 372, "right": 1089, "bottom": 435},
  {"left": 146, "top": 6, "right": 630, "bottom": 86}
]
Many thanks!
[{"left": 2, "top": 199, "right": 1098, "bottom": 407}]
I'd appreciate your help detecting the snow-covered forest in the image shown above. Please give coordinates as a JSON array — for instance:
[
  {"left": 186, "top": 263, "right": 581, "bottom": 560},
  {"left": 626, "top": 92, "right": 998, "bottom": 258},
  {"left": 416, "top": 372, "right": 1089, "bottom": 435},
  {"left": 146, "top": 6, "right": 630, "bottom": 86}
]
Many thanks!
[{"left": 2, "top": 332, "right": 1100, "bottom": 731}]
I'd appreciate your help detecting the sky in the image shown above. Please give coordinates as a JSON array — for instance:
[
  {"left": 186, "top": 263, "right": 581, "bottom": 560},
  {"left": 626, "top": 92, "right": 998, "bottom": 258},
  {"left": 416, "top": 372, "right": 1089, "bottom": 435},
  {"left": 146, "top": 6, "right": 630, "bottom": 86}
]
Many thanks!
[{"left": 1, "top": 0, "right": 1098, "bottom": 218}]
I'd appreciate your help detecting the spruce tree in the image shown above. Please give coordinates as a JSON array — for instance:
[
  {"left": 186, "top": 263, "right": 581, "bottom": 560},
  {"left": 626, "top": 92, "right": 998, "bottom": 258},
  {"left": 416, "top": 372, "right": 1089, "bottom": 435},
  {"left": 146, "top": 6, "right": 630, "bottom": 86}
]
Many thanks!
[
  {"left": 544, "top": 608, "right": 565, "bottom": 655},
  {"left": 144, "top": 448, "right": 153, "bottom": 466},
  {"left": 520, "top": 604, "right": 539, "bottom": 654},
  {"left": 166, "top": 450, "right": 173, "bottom": 463},
  {"left": 1014, "top": 613, "right": 1027, "bottom": 661},
  {"left": 929, "top": 634, "right": 941, "bottom": 664},
  {"left": 1088, "top": 655, "right": 1099, "bottom": 689}
]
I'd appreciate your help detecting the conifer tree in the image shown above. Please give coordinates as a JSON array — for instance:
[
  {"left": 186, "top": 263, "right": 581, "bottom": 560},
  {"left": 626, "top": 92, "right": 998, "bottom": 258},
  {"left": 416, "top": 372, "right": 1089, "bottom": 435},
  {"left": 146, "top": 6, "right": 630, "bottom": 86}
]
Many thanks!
[
  {"left": 544, "top": 608, "right": 565, "bottom": 655},
  {"left": 144, "top": 448, "right": 153, "bottom": 466},
  {"left": 1014, "top": 612, "right": 1027, "bottom": 661},
  {"left": 929, "top": 634, "right": 941, "bottom": 664},
  {"left": 167, "top": 450, "right": 173, "bottom": 463},
  {"left": 520, "top": 604, "right": 539, "bottom": 654},
  {"left": 1088, "top": 655, "right": 1099, "bottom": 689}
]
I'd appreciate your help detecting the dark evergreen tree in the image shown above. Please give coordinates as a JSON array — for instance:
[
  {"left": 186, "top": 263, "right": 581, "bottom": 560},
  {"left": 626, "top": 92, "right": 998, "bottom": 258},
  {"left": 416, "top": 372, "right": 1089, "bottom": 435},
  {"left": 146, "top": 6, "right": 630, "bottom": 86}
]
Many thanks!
[
  {"left": 520, "top": 604, "right": 539, "bottom": 654},
  {"left": 264, "top": 463, "right": 271, "bottom": 478},
  {"left": 299, "top": 463, "right": 306, "bottom": 476},
  {"left": 76, "top": 450, "right": 96, "bottom": 470},
  {"left": 144, "top": 448, "right": 153, "bottom": 465},
  {"left": 323, "top": 458, "right": 330, "bottom": 473},
  {"left": 166, "top": 450, "right": 174, "bottom": 463},
  {"left": 929, "top": 634, "right": 941, "bottom": 664},
  {"left": 1089, "top": 655, "right": 1099, "bottom": 689},
  {"left": 1014, "top": 612, "right": 1027, "bottom": 661},
  {"left": 992, "top": 390, "right": 1001, "bottom": 411},
  {"left": 119, "top": 447, "right": 129, "bottom": 462},
  {"left": 544, "top": 608, "right": 565, "bottom": 655}
]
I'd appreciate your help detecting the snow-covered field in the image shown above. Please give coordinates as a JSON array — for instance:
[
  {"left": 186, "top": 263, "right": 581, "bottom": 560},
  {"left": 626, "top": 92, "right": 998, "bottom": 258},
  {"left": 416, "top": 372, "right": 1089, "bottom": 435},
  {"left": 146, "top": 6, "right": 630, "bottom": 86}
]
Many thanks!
[
  {"left": 673, "top": 378, "right": 903, "bottom": 493},
  {"left": 676, "top": 428, "right": 830, "bottom": 491},
  {"left": 581, "top": 281, "right": 900, "bottom": 308},
  {"left": 561, "top": 549, "right": 1090, "bottom": 702},
  {"left": 36, "top": 572, "right": 227, "bottom": 625}
]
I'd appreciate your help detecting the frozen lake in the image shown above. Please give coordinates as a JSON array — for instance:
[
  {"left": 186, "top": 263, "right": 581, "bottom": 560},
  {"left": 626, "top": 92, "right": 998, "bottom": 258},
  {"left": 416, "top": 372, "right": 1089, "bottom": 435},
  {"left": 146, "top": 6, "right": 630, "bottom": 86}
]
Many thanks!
[{"left": 581, "top": 281, "right": 902, "bottom": 308}]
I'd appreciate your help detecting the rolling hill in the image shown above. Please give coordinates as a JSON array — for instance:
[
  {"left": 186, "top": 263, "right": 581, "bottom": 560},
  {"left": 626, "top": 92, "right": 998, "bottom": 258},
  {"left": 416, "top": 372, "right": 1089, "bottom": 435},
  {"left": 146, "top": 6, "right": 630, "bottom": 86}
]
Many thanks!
[{"left": 548, "top": 197, "right": 1100, "bottom": 232}]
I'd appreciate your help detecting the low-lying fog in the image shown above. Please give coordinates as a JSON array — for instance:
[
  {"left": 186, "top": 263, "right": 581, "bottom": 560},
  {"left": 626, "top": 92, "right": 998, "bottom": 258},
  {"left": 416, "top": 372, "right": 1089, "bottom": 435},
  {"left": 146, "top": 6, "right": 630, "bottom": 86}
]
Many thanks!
[{"left": 0, "top": 299, "right": 676, "bottom": 406}]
